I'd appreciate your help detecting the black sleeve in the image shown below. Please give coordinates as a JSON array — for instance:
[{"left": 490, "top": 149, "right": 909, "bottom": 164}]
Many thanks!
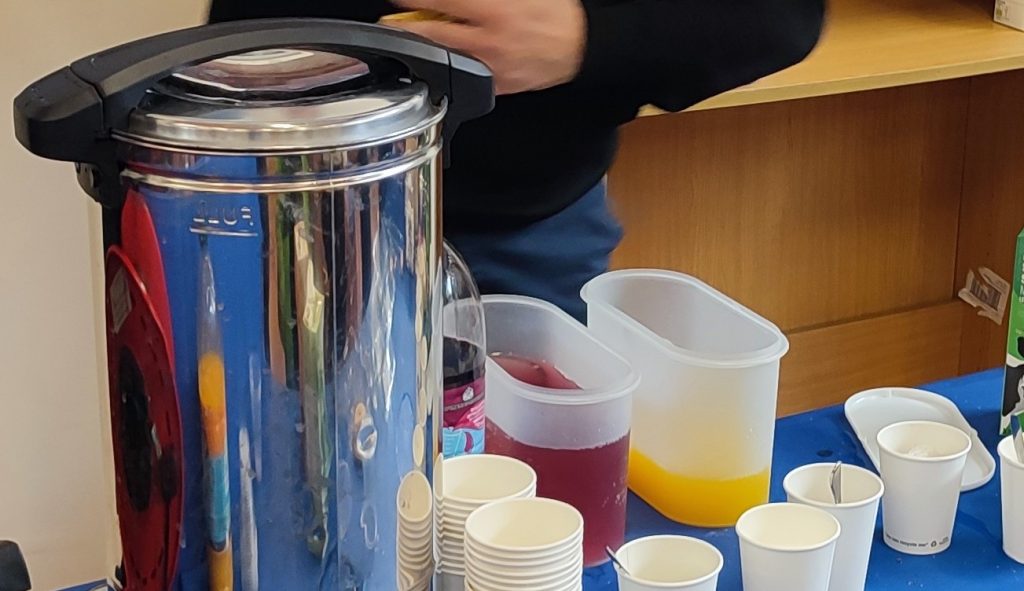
[
  {"left": 209, "top": 0, "right": 386, "bottom": 25},
  {"left": 576, "top": 0, "right": 826, "bottom": 112}
]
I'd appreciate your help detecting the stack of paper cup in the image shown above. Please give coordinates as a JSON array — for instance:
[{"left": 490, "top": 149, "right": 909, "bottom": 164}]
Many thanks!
[
  {"left": 436, "top": 454, "right": 537, "bottom": 587},
  {"left": 463, "top": 497, "right": 585, "bottom": 591},
  {"left": 397, "top": 471, "right": 434, "bottom": 590}
]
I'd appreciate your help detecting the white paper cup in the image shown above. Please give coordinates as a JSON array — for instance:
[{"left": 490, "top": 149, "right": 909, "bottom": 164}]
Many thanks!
[
  {"left": 400, "top": 527, "right": 432, "bottom": 550},
  {"left": 736, "top": 503, "right": 840, "bottom": 591},
  {"left": 433, "top": 452, "right": 445, "bottom": 503},
  {"left": 463, "top": 541, "right": 582, "bottom": 565},
  {"left": 401, "top": 514, "right": 433, "bottom": 533},
  {"left": 397, "top": 470, "right": 434, "bottom": 581},
  {"left": 398, "top": 562, "right": 432, "bottom": 585},
  {"left": 466, "top": 538, "right": 581, "bottom": 569},
  {"left": 464, "top": 498, "right": 584, "bottom": 553},
  {"left": 398, "top": 471, "right": 433, "bottom": 525},
  {"left": 399, "top": 538, "right": 433, "bottom": 566},
  {"left": 467, "top": 555, "right": 582, "bottom": 588},
  {"left": 399, "top": 539, "right": 432, "bottom": 559},
  {"left": 467, "top": 566, "right": 581, "bottom": 591},
  {"left": 435, "top": 455, "right": 537, "bottom": 579},
  {"left": 467, "top": 555, "right": 583, "bottom": 581},
  {"left": 397, "top": 567, "right": 431, "bottom": 591},
  {"left": 999, "top": 436, "right": 1024, "bottom": 564},
  {"left": 463, "top": 498, "right": 584, "bottom": 590},
  {"left": 399, "top": 526, "right": 432, "bottom": 547},
  {"left": 465, "top": 583, "right": 582, "bottom": 591},
  {"left": 433, "top": 453, "right": 444, "bottom": 516},
  {"left": 877, "top": 420, "right": 970, "bottom": 555},
  {"left": 783, "top": 463, "right": 883, "bottom": 591},
  {"left": 467, "top": 571, "right": 579, "bottom": 591},
  {"left": 399, "top": 533, "right": 433, "bottom": 553},
  {"left": 398, "top": 556, "right": 432, "bottom": 575},
  {"left": 440, "top": 544, "right": 466, "bottom": 568},
  {"left": 444, "top": 454, "right": 537, "bottom": 503},
  {"left": 614, "top": 535, "right": 723, "bottom": 591}
]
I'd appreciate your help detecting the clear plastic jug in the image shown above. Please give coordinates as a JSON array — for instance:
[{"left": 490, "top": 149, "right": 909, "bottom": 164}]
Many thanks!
[
  {"left": 582, "top": 270, "right": 789, "bottom": 527},
  {"left": 481, "top": 295, "right": 638, "bottom": 566}
]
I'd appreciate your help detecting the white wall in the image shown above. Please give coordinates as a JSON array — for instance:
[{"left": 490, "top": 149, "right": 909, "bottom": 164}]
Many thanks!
[{"left": 0, "top": 2, "right": 206, "bottom": 588}]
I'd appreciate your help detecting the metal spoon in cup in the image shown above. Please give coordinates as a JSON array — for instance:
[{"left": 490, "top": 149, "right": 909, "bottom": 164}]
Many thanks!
[
  {"left": 606, "top": 546, "right": 630, "bottom": 575},
  {"left": 830, "top": 461, "right": 843, "bottom": 504}
]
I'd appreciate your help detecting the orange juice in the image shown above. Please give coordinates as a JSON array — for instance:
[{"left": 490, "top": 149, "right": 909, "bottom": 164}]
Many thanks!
[{"left": 629, "top": 449, "right": 770, "bottom": 527}]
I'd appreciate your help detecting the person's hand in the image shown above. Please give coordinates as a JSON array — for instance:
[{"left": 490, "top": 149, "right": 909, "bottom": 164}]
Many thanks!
[{"left": 384, "top": 0, "right": 587, "bottom": 95}]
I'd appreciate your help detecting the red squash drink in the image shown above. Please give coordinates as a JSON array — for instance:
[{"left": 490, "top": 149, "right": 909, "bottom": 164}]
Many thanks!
[
  {"left": 486, "top": 414, "right": 630, "bottom": 566},
  {"left": 480, "top": 296, "right": 638, "bottom": 568}
]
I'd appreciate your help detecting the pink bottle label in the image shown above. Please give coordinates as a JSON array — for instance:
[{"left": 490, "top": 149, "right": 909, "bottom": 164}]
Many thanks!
[{"left": 442, "top": 376, "right": 485, "bottom": 456}]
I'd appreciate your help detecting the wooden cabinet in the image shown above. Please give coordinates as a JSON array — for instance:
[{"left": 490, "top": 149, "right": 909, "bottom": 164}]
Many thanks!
[{"left": 609, "top": 0, "right": 1024, "bottom": 415}]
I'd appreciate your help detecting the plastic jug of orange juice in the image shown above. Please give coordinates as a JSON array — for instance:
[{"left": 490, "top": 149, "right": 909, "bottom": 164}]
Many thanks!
[{"left": 582, "top": 270, "right": 789, "bottom": 527}]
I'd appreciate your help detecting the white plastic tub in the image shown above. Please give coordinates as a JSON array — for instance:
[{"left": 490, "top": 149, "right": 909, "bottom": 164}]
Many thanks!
[
  {"left": 482, "top": 295, "right": 638, "bottom": 565},
  {"left": 582, "top": 270, "right": 789, "bottom": 527}
]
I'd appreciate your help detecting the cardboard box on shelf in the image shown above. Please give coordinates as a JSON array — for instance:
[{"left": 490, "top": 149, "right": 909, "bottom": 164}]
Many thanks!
[{"left": 996, "top": 0, "right": 1024, "bottom": 32}]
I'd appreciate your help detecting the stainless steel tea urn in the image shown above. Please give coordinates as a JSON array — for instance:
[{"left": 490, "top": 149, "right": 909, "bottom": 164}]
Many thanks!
[{"left": 14, "top": 19, "right": 493, "bottom": 590}]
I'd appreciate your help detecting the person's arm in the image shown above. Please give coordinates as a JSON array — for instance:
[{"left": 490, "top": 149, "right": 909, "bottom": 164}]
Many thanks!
[
  {"left": 208, "top": 0, "right": 824, "bottom": 113},
  {"left": 388, "top": 0, "right": 824, "bottom": 108},
  {"left": 578, "top": 0, "right": 825, "bottom": 112}
]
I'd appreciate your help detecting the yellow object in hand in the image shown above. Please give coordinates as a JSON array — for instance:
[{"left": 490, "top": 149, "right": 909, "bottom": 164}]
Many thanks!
[{"left": 380, "top": 10, "right": 454, "bottom": 23}]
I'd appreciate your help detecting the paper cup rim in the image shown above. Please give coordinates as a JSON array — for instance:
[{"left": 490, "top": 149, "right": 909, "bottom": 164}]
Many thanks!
[
  {"left": 399, "top": 543, "right": 432, "bottom": 552},
  {"left": 615, "top": 535, "right": 724, "bottom": 587},
  {"left": 877, "top": 420, "right": 972, "bottom": 463},
  {"left": 465, "top": 560, "right": 583, "bottom": 587},
  {"left": 465, "top": 538, "right": 583, "bottom": 565},
  {"left": 440, "top": 555, "right": 466, "bottom": 563},
  {"left": 999, "top": 436, "right": 1024, "bottom": 470},
  {"left": 467, "top": 575, "right": 582, "bottom": 588},
  {"left": 466, "top": 555, "right": 583, "bottom": 575},
  {"left": 467, "top": 560, "right": 582, "bottom": 574},
  {"left": 444, "top": 490, "right": 536, "bottom": 512},
  {"left": 466, "top": 535, "right": 583, "bottom": 553},
  {"left": 397, "top": 470, "right": 433, "bottom": 523},
  {"left": 735, "top": 503, "right": 841, "bottom": 553},
  {"left": 783, "top": 463, "right": 885, "bottom": 509},
  {"left": 444, "top": 454, "right": 538, "bottom": 503},
  {"left": 399, "top": 515, "right": 433, "bottom": 528},
  {"left": 464, "top": 545, "right": 583, "bottom": 564}
]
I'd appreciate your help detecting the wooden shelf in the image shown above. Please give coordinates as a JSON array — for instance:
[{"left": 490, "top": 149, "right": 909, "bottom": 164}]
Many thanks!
[{"left": 643, "top": 0, "right": 1024, "bottom": 115}]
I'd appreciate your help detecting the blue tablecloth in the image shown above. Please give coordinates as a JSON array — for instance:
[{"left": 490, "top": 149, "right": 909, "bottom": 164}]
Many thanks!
[
  {"left": 64, "top": 369, "right": 1021, "bottom": 591},
  {"left": 582, "top": 368, "right": 1024, "bottom": 590}
]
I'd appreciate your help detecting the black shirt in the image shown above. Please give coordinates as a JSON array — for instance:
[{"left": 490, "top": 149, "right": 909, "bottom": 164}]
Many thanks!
[{"left": 209, "top": 0, "right": 825, "bottom": 232}]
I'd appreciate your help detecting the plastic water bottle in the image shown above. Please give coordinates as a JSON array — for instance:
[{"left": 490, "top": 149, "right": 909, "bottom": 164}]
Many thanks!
[{"left": 441, "top": 242, "right": 486, "bottom": 457}]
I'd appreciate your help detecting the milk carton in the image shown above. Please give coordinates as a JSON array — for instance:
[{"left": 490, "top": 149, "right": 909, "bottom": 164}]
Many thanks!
[{"left": 1000, "top": 227, "right": 1024, "bottom": 434}]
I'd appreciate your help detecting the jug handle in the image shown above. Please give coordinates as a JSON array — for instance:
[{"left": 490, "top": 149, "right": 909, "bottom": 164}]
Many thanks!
[{"left": 13, "top": 18, "right": 494, "bottom": 207}]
